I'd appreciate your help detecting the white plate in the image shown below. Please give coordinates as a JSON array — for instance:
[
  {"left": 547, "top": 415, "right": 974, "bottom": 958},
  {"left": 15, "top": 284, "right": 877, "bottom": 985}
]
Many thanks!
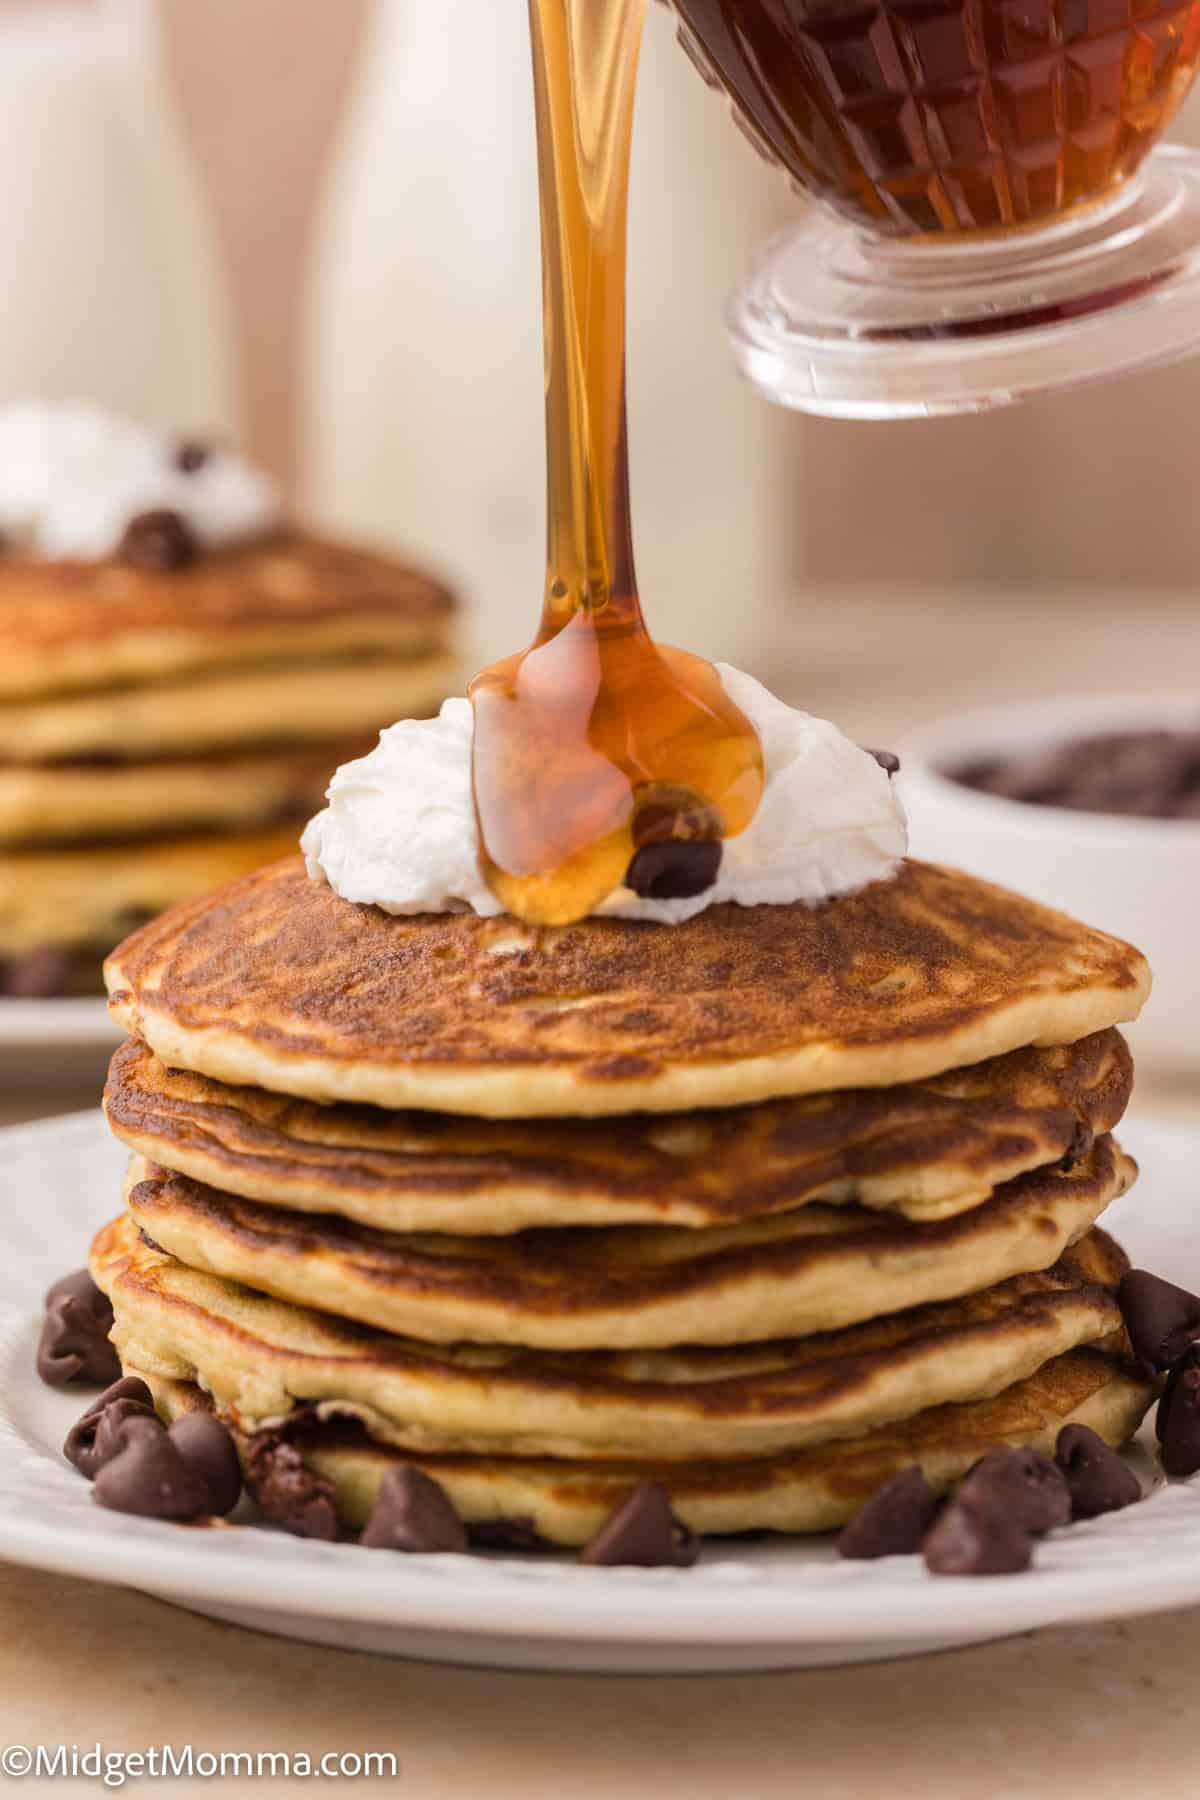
[
  {"left": 1, "top": 1108, "right": 1198, "bottom": 1673},
  {"left": 0, "top": 997, "right": 116, "bottom": 1049}
]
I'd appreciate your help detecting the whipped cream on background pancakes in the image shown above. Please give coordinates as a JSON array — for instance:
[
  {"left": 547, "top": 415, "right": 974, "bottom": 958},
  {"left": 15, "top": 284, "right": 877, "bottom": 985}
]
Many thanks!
[
  {"left": 0, "top": 400, "right": 280, "bottom": 559},
  {"left": 302, "top": 664, "right": 908, "bottom": 925}
]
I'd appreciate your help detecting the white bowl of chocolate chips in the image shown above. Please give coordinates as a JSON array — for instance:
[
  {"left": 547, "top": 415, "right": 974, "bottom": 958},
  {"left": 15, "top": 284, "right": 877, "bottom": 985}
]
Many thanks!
[{"left": 899, "top": 693, "right": 1200, "bottom": 1073}]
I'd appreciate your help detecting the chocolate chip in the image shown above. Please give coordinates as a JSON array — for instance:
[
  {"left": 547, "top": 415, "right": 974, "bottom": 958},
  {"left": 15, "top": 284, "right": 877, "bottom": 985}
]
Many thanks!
[
  {"left": 44, "top": 1269, "right": 111, "bottom": 1324},
  {"left": 243, "top": 1431, "right": 338, "bottom": 1540},
  {"left": 865, "top": 748, "right": 900, "bottom": 776},
  {"left": 1054, "top": 1424, "right": 1141, "bottom": 1519},
  {"left": 361, "top": 1467, "right": 468, "bottom": 1553},
  {"left": 467, "top": 1517, "right": 548, "bottom": 1553},
  {"left": 632, "top": 787, "right": 722, "bottom": 848},
  {"left": 174, "top": 439, "right": 211, "bottom": 474},
  {"left": 1159, "top": 1354, "right": 1200, "bottom": 1477},
  {"left": 36, "top": 1294, "right": 121, "bottom": 1388},
  {"left": 88, "top": 1375, "right": 153, "bottom": 1413},
  {"left": 92, "top": 1416, "right": 211, "bottom": 1520},
  {"left": 93, "top": 1396, "right": 160, "bottom": 1466},
  {"left": 580, "top": 1481, "right": 700, "bottom": 1568},
  {"left": 168, "top": 1413, "right": 243, "bottom": 1517},
  {"left": 922, "top": 1491, "right": 1033, "bottom": 1576},
  {"left": 63, "top": 1377, "right": 155, "bottom": 1478},
  {"left": 625, "top": 839, "right": 722, "bottom": 902},
  {"left": 958, "top": 1447, "right": 1071, "bottom": 1535},
  {"left": 4, "top": 947, "right": 75, "bottom": 998},
  {"left": 1157, "top": 1342, "right": 1200, "bottom": 1442},
  {"left": 119, "top": 508, "right": 197, "bottom": 571},
  {"left": 837, "top": 1466, "right": 937, "bottom": 1559},
  {"left": 1058, "top": 1118, "right": 1095, "bottom": 1173},
  {"left": 1119, "top": 1269, "right": 1200, "bottom": 1371},
  {"left": 64, "top": 1417, "right": 113, "bottom": 1480}
]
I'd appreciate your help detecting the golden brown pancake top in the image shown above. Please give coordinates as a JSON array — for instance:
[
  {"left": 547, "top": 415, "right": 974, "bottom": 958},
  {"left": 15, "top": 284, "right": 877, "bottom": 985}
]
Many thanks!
[{"left": 105, "top": 857, "right": 1152, "bottom": 1118}]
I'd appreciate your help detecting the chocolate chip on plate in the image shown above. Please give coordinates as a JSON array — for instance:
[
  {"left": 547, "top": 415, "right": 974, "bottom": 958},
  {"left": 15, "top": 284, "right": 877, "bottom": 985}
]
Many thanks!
[
  {"left": 92, "top": 1416, "right": 211, "bottom": 1521},
  {"left": 1118, "top": 1269, "right": 1200, "bottom": 1371},
  {"left": 468, "top": 1517, "right": 548, "bottom": 1553},
  {"left": 36, "top": 1294, "right": 121, "bottom": 1389},
  {"left": 93, "top": 1396, "right": 163, "bottom": 1468},
  {"left": 243, "top": 1431, "right": 338, "bottom": 1541},
  {"left": 958, "top": 1447, "right": 1071, "bottom": 1535},
  {"left": 837, "top": 1466, "right": 938, "bottom": 1559},
  {"left": 63, "top": 1376, "right": 155, "bottom": 1478},
  {"left": 44, "top": 1269, "right": 111, "bottom": 1324},
  {"left": 581, "top": 1481, "right": 700, "bottom": 1568},
  {"left": 922, "top": 1491, "right": 1033, "bottom": 1577},
  {"left": 167, "top": 1413, "right": 243, "bottom": 1517},
  {"left": 1156, "top": 1342, "right": 1200, "bottom": 1443},
  {"left": 1054, "top": 1424, "right": 1141, "bottom": 1519},
  {"left": 1158, "top": 1350, "right": 1200, "bottom": 1477},
  {"left": 77, "top": 1374, "right": 153, "bottom": 1415},
  {"left": 119, "top": 508, "right": 197, "bottom": 572},
  {"left": 361, "top": 1467, "right": 468, "bottom": 1554},
  {"left": 865, "top": 748, "right": 901, "bottom": 776},
  {"left": 625, "top": 839, "right": 722, "bottom": 902}
]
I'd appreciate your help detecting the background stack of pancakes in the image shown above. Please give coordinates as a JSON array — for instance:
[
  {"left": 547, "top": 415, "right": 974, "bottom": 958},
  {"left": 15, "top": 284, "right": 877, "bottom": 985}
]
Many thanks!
[
  {"left": 95, "top": 857, "right": 1155, "bottom": 1549},
  {"left": 0, "top": 531, "right": 454, "bottom": 997}
]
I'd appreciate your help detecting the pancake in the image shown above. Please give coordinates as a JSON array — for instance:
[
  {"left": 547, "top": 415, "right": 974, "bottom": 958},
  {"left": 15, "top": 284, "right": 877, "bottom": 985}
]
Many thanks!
[
  {"left": 0, "top": 652, "right": 457, "bottom": 762},
  {"left": 138, "top": 1345, "right": 1154, "bottom": 1542},
  {"left": 120, "top": 1135, "right": 1132, "bottom": 1349},
  {"left": 0, "top": 529, "right": 454, "bottom": 701},
  {"left": 0, "top": 826, "right": 303, "bottom": 957},
  {"left": 0, "top": 738, "right": 375, "bottom": 848},
  {"left": 105, "top": 857, "right": 1151, "bottom": 1119},
  {"left": 92, "top": 1208, "right": 1129, "bottom": 1461},
  {"left": 104, "top": 1030, "right": 1133, "bottom": 1232}
]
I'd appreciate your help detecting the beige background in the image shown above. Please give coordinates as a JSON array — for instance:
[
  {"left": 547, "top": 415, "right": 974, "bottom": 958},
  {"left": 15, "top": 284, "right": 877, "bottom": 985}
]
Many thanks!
[
  {"left": 159, "top": 0, "right": 370, "bottom": 486},
  {"left": 163, "top": 1, "right": 1200, "bottom": 589},
  {"left": 164, "top": 2, "right": 1200, "bottom": 598},
  {"left": 14, "top": 0, "right": 1197, "bottom": 599}
]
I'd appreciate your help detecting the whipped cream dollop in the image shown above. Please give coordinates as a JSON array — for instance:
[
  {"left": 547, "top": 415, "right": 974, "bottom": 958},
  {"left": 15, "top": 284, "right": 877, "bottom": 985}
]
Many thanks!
[
  {"left": 0, "top": 401, "right": 281, "bottom": 559},
  {"left": 302, "top": 665, "right": 907, "bottom": 925}
]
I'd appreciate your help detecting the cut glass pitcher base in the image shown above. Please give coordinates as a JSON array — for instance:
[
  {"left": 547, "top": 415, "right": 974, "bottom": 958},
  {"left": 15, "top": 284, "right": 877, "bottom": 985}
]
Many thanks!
[{"left": 728, "top": 147, "right": 1200, "bottom": 419}]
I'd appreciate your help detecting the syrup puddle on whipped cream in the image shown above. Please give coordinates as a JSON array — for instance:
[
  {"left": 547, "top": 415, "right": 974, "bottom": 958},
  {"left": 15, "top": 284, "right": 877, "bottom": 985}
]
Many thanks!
[{"left": 467, "top": 0, "right": 763, "bottom": 928}]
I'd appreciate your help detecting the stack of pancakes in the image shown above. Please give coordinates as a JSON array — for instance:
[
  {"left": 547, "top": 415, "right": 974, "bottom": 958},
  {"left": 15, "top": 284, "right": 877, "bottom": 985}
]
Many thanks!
[
  {"left": 0, "top": 532, "right": 454, "bottom": 996},
  {"left": 94, "top": 856, "right": 1155, "bottom": 1547}
]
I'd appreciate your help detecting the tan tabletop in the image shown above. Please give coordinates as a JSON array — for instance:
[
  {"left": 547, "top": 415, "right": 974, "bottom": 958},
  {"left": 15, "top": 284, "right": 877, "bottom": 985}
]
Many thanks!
[{"left": 0, "top": 1557, "right": 1195, "bottom": 1800}]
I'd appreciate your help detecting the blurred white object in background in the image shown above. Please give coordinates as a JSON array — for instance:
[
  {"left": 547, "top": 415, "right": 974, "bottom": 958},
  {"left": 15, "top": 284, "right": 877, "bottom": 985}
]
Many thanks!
[
  {"left": 303, "top": 0, "right": 794, "bottom": 670},
  {"left": 901, "top": 694, "right": 1200, "bottom": 1074},
  {"left": 303, "top": 0, "right": 540, "bottom": 666},
  {"left": 0, "top": 0, "right": 237, "bottom": 433}
]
